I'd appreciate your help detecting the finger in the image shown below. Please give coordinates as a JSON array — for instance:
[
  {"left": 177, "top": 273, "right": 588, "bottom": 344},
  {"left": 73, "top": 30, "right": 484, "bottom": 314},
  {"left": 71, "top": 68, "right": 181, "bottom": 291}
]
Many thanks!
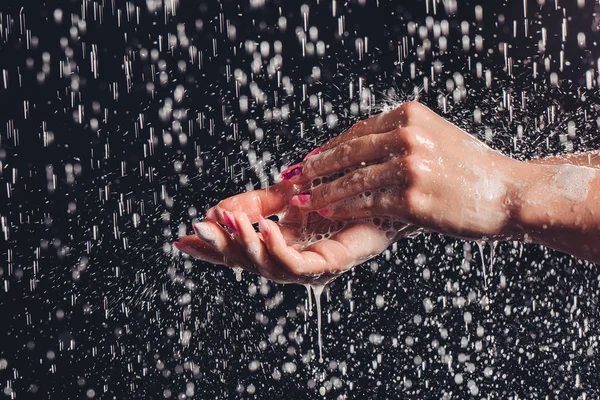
[
  {"left": 192, "top": 221, "right": 257, "bottom": 274},
  {"left": 206, "top": 180, "right": 296, "bottom": 225},
  {"left": 258, "top": 217, "right": 335, "bottom": 277},
  {"left": 317, "top": 188, "right": 406, "bottom": 220},
  {"left": 319, "top": 102, "right": 421, "bottom": 152},
  {"left": 322, "top": 191, "right": 430, "bottom": 238},
  {"left": 175, "top": 236, "right": 227, "bottom": 265},
  {"left": 258, "top": 216, "right": 368, "bottom": 278},
  {"left": 303, "top": 130, "right": 405, "bottom": 180},
  {"left": 232, "top": 212, "right": 282, "bottom": 281},
  {"left": 293, "top": 158, "right": 410, "bottom": 211},
  {"left": 307, "top": 195, "right": 422, "bottom": 239}
]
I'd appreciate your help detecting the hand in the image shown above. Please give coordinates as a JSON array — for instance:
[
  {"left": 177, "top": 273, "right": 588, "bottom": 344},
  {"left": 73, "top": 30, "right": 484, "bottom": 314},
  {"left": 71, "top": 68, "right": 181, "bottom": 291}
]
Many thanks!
[
  {"left": 175, "top": 180, "right": 420, "bottom": 285},
  {"left": 289, "top": 102, "right": 526, "bottom": 241}
]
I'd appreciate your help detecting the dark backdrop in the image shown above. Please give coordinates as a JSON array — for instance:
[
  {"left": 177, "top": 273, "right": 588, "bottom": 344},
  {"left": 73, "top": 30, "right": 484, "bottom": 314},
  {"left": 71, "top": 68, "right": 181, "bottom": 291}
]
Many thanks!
[{"left": 1, "top": 0, "right": 600, "bottom": 398}]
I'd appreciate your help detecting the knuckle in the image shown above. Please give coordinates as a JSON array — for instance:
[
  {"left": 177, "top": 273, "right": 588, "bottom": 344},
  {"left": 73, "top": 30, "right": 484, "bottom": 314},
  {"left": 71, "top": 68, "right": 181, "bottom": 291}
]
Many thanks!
[
  {"left": 365, "top": 134, "right": 379, "bottom": 153},
  {"left": 397, "top": 126, "right": 424, "bottom": 149},
  {"left": 354, "top": 167, "right": 371, "bottom": 190},
  {"left": 398, "top": 127, "right": 415, "bottom": 148},
  {"left": 394, "top": 155, "right": 419, "bottom": 185},
  {"left": 339, "top": 142, "right": 352, "bottom": 159},
  {"left": 399, "top": 101, "right": 426, "bottom": 118},
  {"left": 404, "top": 188, "right": 424, "bottom": 215},
  {"left": 373, "top": 190, "right": 393, "bottom": 213},
  {"left": 403, "top": 154, "right": 419, "bottom": 174}
]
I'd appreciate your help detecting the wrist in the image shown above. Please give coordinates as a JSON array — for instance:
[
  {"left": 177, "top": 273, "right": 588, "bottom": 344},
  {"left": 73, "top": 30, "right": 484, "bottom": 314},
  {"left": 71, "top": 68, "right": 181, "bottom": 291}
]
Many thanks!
[
  {"left": 507, "top": 161, "right": 578, "bottom": 243},
  {"left": 503, "top": 160, "right": 550, "bottom": 241}
]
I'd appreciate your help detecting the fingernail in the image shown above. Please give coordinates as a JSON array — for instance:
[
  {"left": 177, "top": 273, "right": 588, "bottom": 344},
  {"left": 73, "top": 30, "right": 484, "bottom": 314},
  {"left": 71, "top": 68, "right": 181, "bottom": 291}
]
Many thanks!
[
  {"left": 318, "top": 208, "right": 333, "bottom": 217},
  {"left": 281, "top": 163, "right": 303, "bottom": 180},
  {"left": 257, "top": 216, "right": 269, "bottom": 238},
  {"left": 223, "top": 211, "right": 239, "bottom": 233},
  {"left": 303, "top": 147, "right": 322, "bottom": 160},
  {"left": 290, "top": 193, "right": 311, "bottom": 207},
  {"left": 193, "top": 222, "right": 215, "bottom": 243}
]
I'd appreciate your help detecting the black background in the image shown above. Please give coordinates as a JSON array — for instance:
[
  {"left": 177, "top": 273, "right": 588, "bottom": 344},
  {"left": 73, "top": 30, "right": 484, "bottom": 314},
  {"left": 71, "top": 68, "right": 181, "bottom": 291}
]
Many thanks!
[{"left": 1, "top": 0, "right": 600, "bottom": 398}]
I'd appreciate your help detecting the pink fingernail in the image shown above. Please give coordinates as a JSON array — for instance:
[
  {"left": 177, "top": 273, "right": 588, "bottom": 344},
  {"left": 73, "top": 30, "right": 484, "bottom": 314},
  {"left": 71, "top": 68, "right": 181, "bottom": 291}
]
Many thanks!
[
  {"left": 281, "top": 163, "right": 303, "bottom": 180},
  {"left": 257, "top": 216, "right": 269, "bottom": 238},
  {"left": 318, "top": 208, "right": 333, "bottom": 217},
  {"left": 223, "top": 211, "right": 239, "bottom": 233},
  {"left": 290, "top": 194, "right": 311, "bottom": 207},
  {"left": 303, "top": 147, "right": 322, "bottom": 160}
]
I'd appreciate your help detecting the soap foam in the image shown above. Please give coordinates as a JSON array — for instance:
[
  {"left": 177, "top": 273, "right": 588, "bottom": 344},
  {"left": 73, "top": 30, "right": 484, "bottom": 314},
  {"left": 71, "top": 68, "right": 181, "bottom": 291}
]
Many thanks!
[{"left": 549, "top": 164, "right": 596, "bottom": 202}]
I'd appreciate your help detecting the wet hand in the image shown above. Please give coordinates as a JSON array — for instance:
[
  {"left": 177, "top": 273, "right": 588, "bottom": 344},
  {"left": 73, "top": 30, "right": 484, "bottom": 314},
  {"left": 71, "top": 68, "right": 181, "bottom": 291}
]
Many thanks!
[
  {"left": 289, "top": 102, "right": 525, "bottom": 240},
  {"left": 175, "top": 180, "right": 419, "bottom": 284}
]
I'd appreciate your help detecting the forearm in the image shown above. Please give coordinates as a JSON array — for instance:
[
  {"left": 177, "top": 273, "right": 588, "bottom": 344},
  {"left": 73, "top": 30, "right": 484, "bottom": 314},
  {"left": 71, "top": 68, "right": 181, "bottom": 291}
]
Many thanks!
[
  {"left": 529, "top": 150, "right": 600, "bottom": 168},
  {"left": 511, "top": 162, "right": 600, "bottom": 264}
]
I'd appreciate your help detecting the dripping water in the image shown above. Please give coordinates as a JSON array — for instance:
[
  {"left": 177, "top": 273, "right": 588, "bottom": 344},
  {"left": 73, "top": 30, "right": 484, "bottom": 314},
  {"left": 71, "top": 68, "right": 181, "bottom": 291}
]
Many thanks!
[
  {"left": 310, "top": 284, "right": 325, "bottom": 363},
  {"left": 233, "top": 267, "right": 243, "bottom": 282},
  {"left": 304, "top": 284, "right": 314, "bottom": 317},
  {"left": 475, "top": 240, "right": 488, "bottom": 289}
]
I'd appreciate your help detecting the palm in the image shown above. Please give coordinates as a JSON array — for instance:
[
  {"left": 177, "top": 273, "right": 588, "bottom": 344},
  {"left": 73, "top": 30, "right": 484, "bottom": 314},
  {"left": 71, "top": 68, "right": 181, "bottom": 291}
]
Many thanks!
[{"left": 177, "top": 181, "right": 420, "bottom": 285}]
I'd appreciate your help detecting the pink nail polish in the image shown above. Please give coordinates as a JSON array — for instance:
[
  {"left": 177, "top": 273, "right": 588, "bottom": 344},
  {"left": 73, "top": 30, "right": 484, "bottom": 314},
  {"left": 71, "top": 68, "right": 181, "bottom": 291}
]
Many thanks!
[
  {"left": 173, "top": 241, "right": 183, "bottom": 251},
  {"left": 303, "top": 147, "right": 322, "bottom": 160},
  {"left": 290, "top": 194, "right": 311, "bottom": 207},
  {"left": 281, "top": 163, "right": 303, "bottom": 180},
  {"left": 223, "top": 211, "right": 239, "bottom": 233},
  {"left": 318, "top": 208, "right": 333, "bottom": 217},
  {"left": 257, "top": 216, "right": 269, "bottom": 238}
]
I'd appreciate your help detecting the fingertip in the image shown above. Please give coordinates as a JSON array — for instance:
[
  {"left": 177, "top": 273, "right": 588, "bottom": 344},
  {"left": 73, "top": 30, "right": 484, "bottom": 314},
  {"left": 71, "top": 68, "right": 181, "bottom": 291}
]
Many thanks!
[
  {"left": 192, "top": 222, "right": 201, "bottom": 236},
  {"left": 193, "top": 222, "right": 216, "bottom": 244},
  {"left": 174, "top": 238, "right": 219, "bottom": 261},
  {"left": 207, "top": 203, "right": 227, "bottom": 223},
  {"left": 206, "top": 207, "right": 217, "bottom": 220},
  {"left": 257, "top": 215, "right": 269, "bottom": 238}
]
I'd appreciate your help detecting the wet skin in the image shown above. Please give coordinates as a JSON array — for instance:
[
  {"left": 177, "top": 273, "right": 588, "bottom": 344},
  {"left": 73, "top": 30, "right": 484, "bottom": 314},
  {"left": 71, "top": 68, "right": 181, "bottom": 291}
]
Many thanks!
[{"left": 176, "top": 102, "right": 600, "bottom": 281}]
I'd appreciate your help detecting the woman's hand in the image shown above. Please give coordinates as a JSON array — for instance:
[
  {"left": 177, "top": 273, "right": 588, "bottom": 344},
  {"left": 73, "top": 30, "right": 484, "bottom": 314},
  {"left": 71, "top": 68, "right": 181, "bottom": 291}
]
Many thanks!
[
  {"left": 289, "top": 102, "right": 527, "bottom": 241},
  {"left": 175, "top": 180, "right": 419, "bottom": 285},
  {"left": 177, "top": 101, "right": 600, "bottom": 273}
]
